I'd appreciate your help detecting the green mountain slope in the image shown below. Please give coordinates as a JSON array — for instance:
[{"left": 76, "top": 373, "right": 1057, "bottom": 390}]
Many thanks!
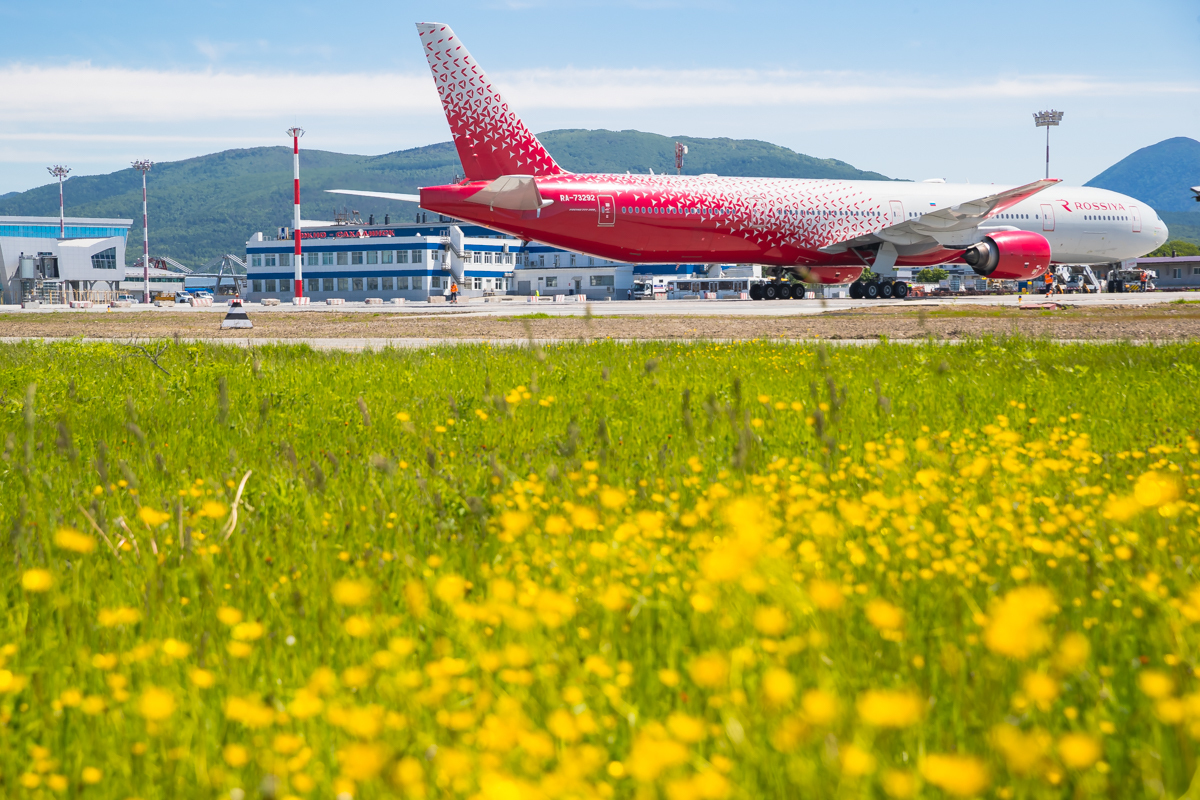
[
  {"left": 1085, "top": 136, "right": 1200, "bottom": 213},
  {"left": 0, "top": 130, "right": 891, "bottom": 267}
]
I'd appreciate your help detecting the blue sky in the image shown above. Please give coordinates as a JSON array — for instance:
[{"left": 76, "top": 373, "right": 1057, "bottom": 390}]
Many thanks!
[{"left": 2, "top": 0, "right": 1197, "bottom": 195}]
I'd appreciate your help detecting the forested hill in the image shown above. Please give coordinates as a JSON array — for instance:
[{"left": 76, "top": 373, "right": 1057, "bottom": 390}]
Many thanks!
[
  {"left": 1085, "top": 136, "right": 1200, "bottom": 213},
  {"left": 0, "top": 130, "right": 892, "bottom": 267}
]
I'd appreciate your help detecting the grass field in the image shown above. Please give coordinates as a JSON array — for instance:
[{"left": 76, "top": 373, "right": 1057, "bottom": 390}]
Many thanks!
[{"left": 4, "top": 338, "right": 1200, "bottom": 800}]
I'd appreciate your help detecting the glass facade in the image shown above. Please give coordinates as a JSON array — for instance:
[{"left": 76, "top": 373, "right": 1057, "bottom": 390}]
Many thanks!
[
  {"left": 0, "top": 225, "right": 128, "bottom": 239},
  {"left": 91, "top": 248, "right": 118, "bottom": 270}
]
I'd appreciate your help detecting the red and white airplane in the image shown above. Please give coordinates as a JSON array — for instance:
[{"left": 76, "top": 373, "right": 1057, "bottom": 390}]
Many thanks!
[{"left": 332, "top": 22, "right": 1169, "bottom": 299}]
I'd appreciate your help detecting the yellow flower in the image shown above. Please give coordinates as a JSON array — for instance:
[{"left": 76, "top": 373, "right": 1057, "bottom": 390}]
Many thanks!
[
  {"left": 1134, "top": 471, "right": 1180, "bottom": 507},
  {"left": 690, "top": 594, "right": 715, "bottom": 613},
  {"left": 59, "top": 689, "right": 83, "bottom": 707},
  {"left": 857, "top": 690, "right": 924, "bottom": 728},
  {"left": 1138, "top": 670, "right": 1174, "bottom": 699},
  {"left": 802, "top": 689, "right": 840, "bottom": 726},
  {"left": 1022, "top": 672, "right": 1060, "bottom": 710},
  {"left": 666, "top": 712, "right": 706, "bottom": 743},
  {"left": 866, "top": 599, "right": 904, "bottom": 631},
  {"left": 216, "top": 606, "right": 243, "bottom": 626},
  {"left": 571, "top": 506, "right": 599, "bottom": 530},
  {"left": 21, "top": 569, "right": 53, "bottom": 593},
  {"left": 991, "top": 724, "right": 1051, "bottom": 775},
  {"left": 288, "top": 690, "right": 324, "bottom": 719},
  {"left": 1058, "top": 733, "right": 1102, "bottom": 769},
  {"left": 499, "top": 510, "right": 532, "bottom": 538},
  {"left": 189, "top": 668, "right": 215, "bottom": 688},
  {"left": 627, "top": 734, "right": 689, "bottom": 782},
  {"left": 434, "top": 575, "right": 466, "bottom": 604},
  {"left": 688, "top": 653, "right": 730, "bottom": 689},
  {"left": 338, "top": 742, "right": 388, "bottom": 781},
  {"left": 54, "top": 527, "right": 95, "bottom": 554},
  {"left": 162, "top": 639, "right": 191, "bottom": 659},
  {"left": 921, "top": 754, "right": 989, "bottom": 797},
  {"left": 1055, "top": 633, "right": 1091, "bottom": 673},
  {"left": 762, "top": 668, "right": 796, "bottom": 706},
  {"left": 223, "top": 744, "right": 250, "bottom": 767},
  {"left": 809, "top": 580, "right": 844, "bottom": 611},
  {"left": 138, "top": 686, "right": 176, "bottom": 721},
  {"left": 658, "top": 669, "right": 681, "bottom": 688},
  {"left": 80, "top": 696, "right": 106, "bottom": 715},
  {"left": 984, "top": 586, "right": 1056, "bottom": 659},
  {"left": 332, "top": 579, "right": 373, "bottom": 607},
  {"left": 841, "top": 744, "right": 876, "bottom": 776},
  {"left": 753, "top": 606, "right": 789, "bottom": 636},
  {"left": 231, "top": 621, "right": 264, "bottom": 641},
  {"left": 199, "top": 500, "right": 228, "bottom": 518},
  {"left": 600, "top": 487, "right": 627, "bottom": 510},
  {"left": 344, "top": 616, "right": 373, "bottom": 637},
  {"left": 81, "top": 767, "right": 103, "bottom": 785},
  {"left": 138, "top": 506, "right": 171, "bottom": 527},
  {"left": 881, "top": 770, "right": 916, "bottom": 798},
  {"left": 98, "top": 607, "right": 141, "bottom": 627}
]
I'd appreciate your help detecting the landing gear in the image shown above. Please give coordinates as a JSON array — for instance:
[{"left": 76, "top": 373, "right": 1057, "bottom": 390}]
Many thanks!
[
  {"left": 749, "top": 284, "right": 764, "bottom": 300},
  {"left": 778, "top": 284, "right": 792, "bottom": 300},
  {"left": 863, "top": 281, "right": 880, "bottom": 299},
  {"left": 880, "top": 281, "right": 894, "bottom": 299},
  {"left": 763, "top": 283, "right": 779, "bottom": 300},
  {"left": 849, "top": 281, "right": 864, "bottom": 299},
  {"left": 892, "top": 281, "right": 909, "bottom": 299}
]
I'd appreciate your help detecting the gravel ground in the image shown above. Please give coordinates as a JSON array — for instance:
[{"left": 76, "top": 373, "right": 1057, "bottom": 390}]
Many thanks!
[{"left": 1, "top": 304, "right": 1199, "bottom": 341}]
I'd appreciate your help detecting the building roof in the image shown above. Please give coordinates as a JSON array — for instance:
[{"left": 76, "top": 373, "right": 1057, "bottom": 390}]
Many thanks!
[
  {"left": 57, "top": 238, "right": 120, "bottom": 249},
  {"left": 1138, "top": 255, "right": 1200, "bottom": 264},
  {"left": 0, "top": 216, "right": 133, "bottom": 227}
]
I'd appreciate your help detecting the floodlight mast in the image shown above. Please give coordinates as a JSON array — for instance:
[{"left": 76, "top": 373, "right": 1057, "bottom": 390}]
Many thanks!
[
  {"left": 47, "top": 165, "right": 70, "bottom": 237},
  {"left": 287, "top": 127, "right": 305, "bottom": 299},
  {"left": 132, "top": 160, "right": 154, "bottom": 304},
  {"left": 1033, "top": 110, "right": 1064, "bottom": 180}
]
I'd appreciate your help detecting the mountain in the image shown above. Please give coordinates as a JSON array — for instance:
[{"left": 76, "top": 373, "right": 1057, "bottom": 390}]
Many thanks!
[
  {"left": 0, "top": 130, "right": 891, "bottom": 268},
  {"left": 1085, "top": 136, "right": 1200, "bottom": 214}
]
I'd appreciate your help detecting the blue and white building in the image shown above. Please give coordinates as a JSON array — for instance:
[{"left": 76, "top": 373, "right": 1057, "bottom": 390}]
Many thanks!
[{"left": 0, "top": 216, "right": 132, "bottom": 304}]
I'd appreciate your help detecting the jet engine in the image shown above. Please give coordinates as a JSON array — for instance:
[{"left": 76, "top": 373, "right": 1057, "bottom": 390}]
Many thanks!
[{"left": 961, "top": 230, "right": 1052, "bottom": 280}]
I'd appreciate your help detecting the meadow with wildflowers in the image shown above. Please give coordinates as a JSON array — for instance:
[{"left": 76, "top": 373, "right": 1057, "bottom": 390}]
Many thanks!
[{"left": 3, "top": 338, "right": 1200, "bottom": 800}]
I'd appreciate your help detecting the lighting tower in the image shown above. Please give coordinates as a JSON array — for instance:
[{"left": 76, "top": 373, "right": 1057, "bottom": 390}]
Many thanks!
[
  {"left": 1033, "top": 110, "right": 1064, "bottom": 180},
  {"left": 675, "top": 142, "right": 688, "bottom": 176},
  {"left": 131, "top": 160, "right": 154, "bottom": 304},
  {"left": 287, "top": 127, "right": 305, "bottom": 300},
  {"left": 47, "top": 165, "right": 70, "bottom": 237}
]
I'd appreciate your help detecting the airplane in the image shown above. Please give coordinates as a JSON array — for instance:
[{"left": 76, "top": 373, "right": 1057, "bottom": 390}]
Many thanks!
[{"left": 330, "top": 22, "right": 1169, "bottom": 300}]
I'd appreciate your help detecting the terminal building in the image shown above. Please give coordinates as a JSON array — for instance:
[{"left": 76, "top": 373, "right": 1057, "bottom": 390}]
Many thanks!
[
  {"left": 0, "top": 216, "right": 132, "bottom": 304},
  {"left": 244, "top": 215, "right": 707, "bottom": 302}
]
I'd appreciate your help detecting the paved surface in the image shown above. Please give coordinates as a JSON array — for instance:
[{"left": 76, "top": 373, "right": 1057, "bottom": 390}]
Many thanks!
[{"left": 3, "top": 291, "right": 1197, "bottom": 319}]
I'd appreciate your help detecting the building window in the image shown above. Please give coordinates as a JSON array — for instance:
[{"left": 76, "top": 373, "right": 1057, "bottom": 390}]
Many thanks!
[
  {"left": 538, "top": 255, "right": 545, "bottom": 267},
  {"left": 367, "top": 276, "right": 378, "bottom": 291},
  {"left": 554, "top": 255, "right": 560, "bottom": 267},
  {"left": 1193, "top": 267, "right": 1200, "bottom": 276},
  {"left": 366, "top": 251, "right": 378, "bottom": 264},
  {"left": 279, "top": 253, "right": 290, "bottom": 267},
  {"left": 545, "top": 276, "right": 557, "bottom": 288},
  {"left": 352, "top": 277, "right": 364, "bottom": 291},
  {"left": 91, "top": 247, "right": 117, "bottom": 269},
  {"left": 323, "top": 278, "right": 335, "bottom": 292},
  {"left": 352, "top": 252, "right": 364, "bottom": 265},
  {"left": 431, "top": 276, "right": 441, "bottom": 289},
  {"left": 307, "top": 278, "right": 319, "bottom": 292},
  {"left": 590, "top": 275, "right": 615, "bottom": 287},
  {"left": 382, "top": 276, "right": 393, "bottom": 290},
  {"left": 265, "top": 279, "right": 276, "bottom": 292},
  {"left": 398, "top": 250, "right": 409, "bottom": 263},
  {"left": 472, "top": 251, "right": 481, "bottom": 263},
  {"left": 505, "top": 253, "right": 513, "bottom": 264},
  {"left": 337, "top": 252, "right": 348, "bottom": 266},
  {"left": 337, "top": 277, "right": 349, "bottom": 291},
  {"left": 306, "top": 253, "right": 318, "bottom": 266},
  {"left": 382, "top": 250, "right": 393, "bottom": 264},
  {"left": 322, "top": 252, "right": 334, "bottom": 265},
  {"left": 589, "top": 256, "right": 595, "bottom": 266},
  {"left": 411, "top": 250, "right": 423, "bottom": 263},
  {"left": 252, "top": 280, "right": 262, "bottom": 293},
  {"left": 570, "top": 254, "right": 576, "bottom": 266},
  {"left": 265, "top": 255, "right": 277, "bottom": 267},
  {"left": 251, "top": 254, "right": 262, "bottom": 267},
  {"left": 1175, "top": 268, "right": 1183, "bottom": 279},
  {"left": 410, "top": 276, "right": 421, "bottom": 290}
]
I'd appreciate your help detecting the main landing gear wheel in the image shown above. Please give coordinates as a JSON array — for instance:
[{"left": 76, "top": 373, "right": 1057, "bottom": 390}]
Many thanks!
[
  {"left": 778, "top": 284, "right": 792, "bottom": 300},
  {"left": 749, "top": 284, "right": 764, "bottom": 300},
  {"left": 763, "top": 283, "right": 779, "bottom": 300},
  {"left": 893, "top": 281, "right": 909, "bottom": 299},
  {"left": 880, "top": 281, "right": 894, "bottom": 299},
  {"left": 849, "top": 281, "right": 864, "bottom": 299},
  {"left": 863, "top": 281, "right": 880, "bottom": 299}
]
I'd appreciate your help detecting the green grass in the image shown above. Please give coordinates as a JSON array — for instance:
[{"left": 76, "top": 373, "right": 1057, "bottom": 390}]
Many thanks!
[{"left": 4, "top": 338, "right": 1200, "bottom": 799}]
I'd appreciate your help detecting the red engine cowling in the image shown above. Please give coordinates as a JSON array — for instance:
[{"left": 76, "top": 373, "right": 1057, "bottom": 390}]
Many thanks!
[{"left": 961, "top": 230, "right": 1052, "bottom": 280}]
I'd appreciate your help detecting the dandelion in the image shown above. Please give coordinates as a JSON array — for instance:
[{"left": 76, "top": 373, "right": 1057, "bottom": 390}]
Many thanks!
[
  {"left": 1058, "top": 733, "right": 1102, "bottom": 769},
  {"left": 222, "top": 744, "right": 249, "bottom": 767},
  {"left": 1022, "top": 672, "right": 1060, "bottom": 710},
  {"left": 761, "top": 668, "right": 796, "bottom": 706},
  {"left": 809, "top": 580, "right": 844, "bottom": 610},
  {"left": 801, "top": 689, "right": 840, "bottom": 726},
  {"left": 81, "top": 767, "right": 102, "bottom": 785},
  {"left": 666, "top": 712, "right": 706, "bottom": 743},
  {"left": 189, "top": 669, "right": 215, "bottom": 688},
  {"left": 161, "top": 639, "right": 191, "bottom": 659},
  {"left": 921, "top": 754, "right": 990, "bottom": 797},
  {"left": 985, "top": 586, "right": 1056, "bottom": 659},
  {"left": 658, "top": 669, "right": 681, "bottom": 688},
  {"left": 753, "top": 606, "right": 789, "bottom": 636},
  {"left": 199, "top": 500, "right": 228, "bottom": 518},
  {"left": 841, "top": 744, "right": 876, "bottom": 776},
  {"left": 1055, "top": 632, "right": 1091, "bottom": 673},
  {"left": 53, "top": 527, "right": 95, "bottom": 553},
  {"left": 138, "top": 687, "right": 176, "bottom": 721},
  {"left": 865, "top": 599, "right": 904, "bottom": 631},
  {"left": 21, "top": 569, "right": 53, "bottom": 593},
  {"left": 338, "top": 742, "right": 388, "bottom": 781},
  {"left": 881, "top": 770, "right": 916, "bottom": 798},
  {"left": 231, "top": 621, "right": 264, "bottom": 641},
  {"left": 857, "top": 690, "right": 923, "bottom": 728},
  {"left": 688, "top": 653, "right": 730, "bottom": 688},
  {"left": 344, "top": 616, "right": 373, "bottom": 637},
  {"left": 98, "top": 607, "right": 141, "bottom": 627},
  {"left": 1138, "top": 670, "right": 1174, "bottom": 699},
  {"left": 599, "top": 487, "right": 627, "bottom": 510},
  {"left": 434, "top": 574, "right": 466, "bottom": 604},
  {"left": 216, "top": 606, "right": 243, "bottom": 626},
  {"left": 333, "top": 579, "right": 373, "bottom": 606},
  {"left": 138, "top": 507, "right": 171, "bottom": 527}
]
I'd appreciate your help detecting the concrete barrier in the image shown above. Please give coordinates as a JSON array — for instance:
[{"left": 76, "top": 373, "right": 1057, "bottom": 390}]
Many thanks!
[
  {"left": 389, "top": 298, "right": 406, "bottom": 305},
  {"left": 703, "top": 292, "right": 717, "bottom": 300},
  {"left": 364, "top": 297, "right": 383, "bottom": 305},
  {"left": 69, "top": 300, "right": 94, "bottom": 309},
  {"left": 428, "top": 295, "right": 446, "bottom": 304},
  {"left": 111, "top": 300, "right": 131, "bottom": 308},
  {"left": 262, "top": 298, "right": 281, "bottom": 306},
  {"left": 292, "top": 296, "right": 311, "bottom": 306},
  {"left": 153, "top": 300, "right": 175, "bottom": 307},
  {"left": 188, "top": 297, "right": 213, "bottom": 307},
  {"left": 326, "top": 298, "right": 345, "bottom": 305},
  {"left": 22, "top": 300, "right": 41, "bottom": 309}
]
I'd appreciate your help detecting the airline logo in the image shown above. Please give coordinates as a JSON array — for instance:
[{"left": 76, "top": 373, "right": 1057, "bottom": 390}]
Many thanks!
[{"left": 1056, "top": 199, "right": 1127, "bottom": 213}]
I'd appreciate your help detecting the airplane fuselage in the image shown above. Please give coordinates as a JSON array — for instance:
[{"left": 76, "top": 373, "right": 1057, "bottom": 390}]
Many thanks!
[{"left": 421, "top": 175, "right": 1168, "bottom": 285}]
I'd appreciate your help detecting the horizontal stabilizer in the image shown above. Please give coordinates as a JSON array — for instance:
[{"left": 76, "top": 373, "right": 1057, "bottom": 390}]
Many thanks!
[
  {"left": 463, "top": 175, "right": 554, "bottom": 211},
  {"left": 325, "top": 189, "right": 422, "bottom": 203}
]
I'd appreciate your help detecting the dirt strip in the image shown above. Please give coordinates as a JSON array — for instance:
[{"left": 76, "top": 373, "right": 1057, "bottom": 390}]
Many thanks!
[{"left": 1, "top": 305, "right": 1200, "bottom": 342}]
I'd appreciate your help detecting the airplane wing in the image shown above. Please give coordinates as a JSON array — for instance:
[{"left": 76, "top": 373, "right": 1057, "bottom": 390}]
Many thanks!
[
  {"left": 325, "top": 189, "right": 422, "bottom": 203},
  {"left": 463, "top": 175, "right": 554, "bottom": 211},
  {"left": 822, "top": 178, "right": 1060, "bottom": 252}
]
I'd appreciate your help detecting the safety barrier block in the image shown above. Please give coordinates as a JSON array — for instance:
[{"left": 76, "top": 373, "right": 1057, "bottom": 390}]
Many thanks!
[
  {"left": 188, "top": 297, "right": 213, "bottom": 307},
  {"left": 69, "top": 300, "right": 94, "bottom": 309},
  {"left": 389, "top": 298, "right": 406, "bottom": 305},
  {"left": 326, "top": 298, "right": 345, "bottom": 305},
  {"left": 364, "top": 297, "right": 383, "bottom": 305},
  {"left": 261, "top": 298, "right": 281, "bottom": 306},
  {"left": 292, "top": 296, "right": 310, "bottom": 306}
]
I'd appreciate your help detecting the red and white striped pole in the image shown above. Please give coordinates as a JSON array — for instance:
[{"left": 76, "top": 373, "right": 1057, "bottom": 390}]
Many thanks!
[
  {"left": 132, "top": 160, "right": 153, "bottom": 304},
  {"left": 47, "top": 165, "right": 70, "bottom": 237},
  {"left": 287, "top": 127, "right": 305, "bottom": 299}
]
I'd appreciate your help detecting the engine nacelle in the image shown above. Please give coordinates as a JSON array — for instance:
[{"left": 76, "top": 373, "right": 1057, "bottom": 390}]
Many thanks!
[{"left": 961, "top": 230, "right": 1052, "bottom": 281}]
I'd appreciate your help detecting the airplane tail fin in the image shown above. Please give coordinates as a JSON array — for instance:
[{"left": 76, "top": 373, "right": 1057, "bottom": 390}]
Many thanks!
[{"left": 417, "top": 22, "right": 565, "bottom": 181}]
